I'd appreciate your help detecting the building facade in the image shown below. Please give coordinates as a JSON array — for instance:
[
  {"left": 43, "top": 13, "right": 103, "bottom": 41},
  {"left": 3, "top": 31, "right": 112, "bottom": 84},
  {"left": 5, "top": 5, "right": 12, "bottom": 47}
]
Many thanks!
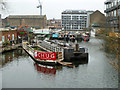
[
  {"left": 2, "top": 15, "right": 47, "bottom": 29},
  {"left": 0, "top": 14, "right": 2, "bottom": 47},
  {"left": 47, "top": 19, "right": 62, "bottom": 30},
  {"left": 104, "top": 0, "right": 120, "bottom": 32},
  {"left": 0, "top": 28, "right": 17, "bottom": 47},
  {"left": 61, "top": 10, "right": 94, "bottom": 31},
  {"left": 0, "top": 14, "right": 1, "bottom": 28},
  {"left": 89, "top": 10, "right": 106, "bottom": 28}
]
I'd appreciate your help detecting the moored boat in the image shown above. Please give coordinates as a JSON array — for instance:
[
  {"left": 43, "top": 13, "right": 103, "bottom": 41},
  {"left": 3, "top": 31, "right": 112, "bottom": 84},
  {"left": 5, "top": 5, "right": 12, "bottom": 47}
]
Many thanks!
[{"left": 22, "top": 41, "right": 59, "bottom": 66}]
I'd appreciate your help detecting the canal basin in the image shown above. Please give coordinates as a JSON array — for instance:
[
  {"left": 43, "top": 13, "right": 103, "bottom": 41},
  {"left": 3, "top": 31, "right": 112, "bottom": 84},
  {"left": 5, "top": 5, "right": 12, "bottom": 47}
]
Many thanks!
[{"left": 1, "top": 37, "right": 118, "bottom": 88}]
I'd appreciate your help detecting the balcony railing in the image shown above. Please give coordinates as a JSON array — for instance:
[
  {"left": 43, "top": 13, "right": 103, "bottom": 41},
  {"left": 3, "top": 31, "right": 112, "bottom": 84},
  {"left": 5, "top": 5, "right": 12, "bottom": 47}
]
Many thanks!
[
  {"left": 104, "top": 5, "right": 119, "bottom": 13},
  {"left": 106, "top": 16, "right": 118, "bottom": 21}
]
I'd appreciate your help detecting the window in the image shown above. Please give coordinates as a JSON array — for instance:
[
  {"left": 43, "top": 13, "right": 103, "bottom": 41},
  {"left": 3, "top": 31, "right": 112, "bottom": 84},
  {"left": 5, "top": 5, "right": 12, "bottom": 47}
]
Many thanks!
[
  {"left": 2, "top": 36, "right": 5, "bottom": 42},
  {"left": 114, "top": 10, "right": 116, "bottom": 16},
  {"left": 111, "top": 11, "right": 113, "bottom": 16},
  {"left": 111, "top": 2, "right": 114, "bottom": 7},
  {"left": 106, "top": 4, "right": 108, "bottom": 9},
  {"left": 114, "top": 0, "right": 117, "bottom": 6},
  {"left": 118, "top": 9, "right": 120, "bottom": 16},
  {"left": 12, "top": 34, "right": 14, "bottom": 40}
]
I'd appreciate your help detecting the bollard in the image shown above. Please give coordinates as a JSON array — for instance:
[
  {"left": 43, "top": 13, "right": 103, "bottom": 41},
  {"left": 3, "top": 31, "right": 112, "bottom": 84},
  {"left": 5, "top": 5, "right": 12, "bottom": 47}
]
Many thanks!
[{"left": 75, "top": 44, "right": 79, "bottom": 52}]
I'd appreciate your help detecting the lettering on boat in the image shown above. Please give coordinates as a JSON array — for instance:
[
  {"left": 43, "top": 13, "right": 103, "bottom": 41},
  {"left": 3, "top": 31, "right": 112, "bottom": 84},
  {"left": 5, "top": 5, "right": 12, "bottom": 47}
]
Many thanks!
[{"left": 34, "top": 51, "right": 56, "bottom": 60}]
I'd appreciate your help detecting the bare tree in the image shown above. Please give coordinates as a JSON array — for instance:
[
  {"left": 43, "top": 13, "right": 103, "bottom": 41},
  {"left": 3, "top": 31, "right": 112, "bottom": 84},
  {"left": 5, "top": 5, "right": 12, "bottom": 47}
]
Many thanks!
[{"left": 0, "top": 0, "right": 9, "bottom": 18}]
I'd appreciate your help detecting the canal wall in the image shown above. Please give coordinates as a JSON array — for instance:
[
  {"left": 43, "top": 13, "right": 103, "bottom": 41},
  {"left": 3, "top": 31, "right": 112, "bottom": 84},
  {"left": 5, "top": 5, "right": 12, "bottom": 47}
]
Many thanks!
[{"left": 0, "top": 44, "right": 21, "bottom": 53}]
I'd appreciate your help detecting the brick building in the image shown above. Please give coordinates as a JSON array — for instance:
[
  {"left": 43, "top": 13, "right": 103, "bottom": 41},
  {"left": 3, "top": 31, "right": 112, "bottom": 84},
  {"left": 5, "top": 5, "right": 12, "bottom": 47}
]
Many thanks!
[
  {"left": 89, "top": 10, "right": 106, "bottom": 28},
  {"left": 2, "top": 15, "right": 47, "bottom": 29},
  {"left": 0, "top": 28, "right": 17, "bottom": 45},
  {"left": 47, "top": 19, "right": 62, "bottom": 30}
]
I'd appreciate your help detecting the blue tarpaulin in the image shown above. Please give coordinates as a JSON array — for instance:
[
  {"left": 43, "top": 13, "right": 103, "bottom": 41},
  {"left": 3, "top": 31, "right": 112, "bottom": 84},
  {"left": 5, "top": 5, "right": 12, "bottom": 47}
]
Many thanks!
[
  {"left": 52, "top": 34, "right": 58, "bottom": 38},
  {"left": 11, "top": 27, "right": 15, "bottom": 29}
]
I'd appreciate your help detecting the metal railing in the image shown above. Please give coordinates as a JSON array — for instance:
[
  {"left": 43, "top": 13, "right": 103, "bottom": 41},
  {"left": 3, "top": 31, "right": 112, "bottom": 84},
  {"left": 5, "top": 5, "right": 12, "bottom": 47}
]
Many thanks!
[
  {"left": 38, "top": 40, "right": 64, "bottom": 60},
  {"left": 23, "top": 41, "right": 64, "bottom": 60}
]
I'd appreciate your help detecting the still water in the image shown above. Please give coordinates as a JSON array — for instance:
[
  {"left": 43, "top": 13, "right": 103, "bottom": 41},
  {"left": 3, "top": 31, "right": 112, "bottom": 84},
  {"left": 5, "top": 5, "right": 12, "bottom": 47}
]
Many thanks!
[{"left": 1, "top": 37, "right": 118, "bottom": 88}]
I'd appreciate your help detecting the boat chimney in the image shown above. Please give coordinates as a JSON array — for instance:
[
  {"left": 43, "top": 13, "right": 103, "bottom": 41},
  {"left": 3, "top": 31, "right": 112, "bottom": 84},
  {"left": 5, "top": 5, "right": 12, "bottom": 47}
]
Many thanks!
[{"left": 75, "top": 44, "right": 79, "bottom": 52}]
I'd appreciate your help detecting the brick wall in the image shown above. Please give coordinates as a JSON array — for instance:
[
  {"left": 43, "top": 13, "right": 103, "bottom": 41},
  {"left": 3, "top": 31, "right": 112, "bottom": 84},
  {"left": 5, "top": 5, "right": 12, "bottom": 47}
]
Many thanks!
[
  {"left": 1, "top": 30, "right": 17, "bottom": 43},
  {"left": 47, "top": 19, "right": 62, "bottom": 29},
  {"left": 3, "top": 15, "right": 47, "bottom": 29},
  {"left": 90, "top": 10, "right": 106, "bottom": 27}
]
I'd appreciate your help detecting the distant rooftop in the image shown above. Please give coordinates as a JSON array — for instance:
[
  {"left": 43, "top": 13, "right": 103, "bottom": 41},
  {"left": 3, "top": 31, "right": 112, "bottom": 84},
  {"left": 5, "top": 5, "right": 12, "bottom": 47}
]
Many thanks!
[
  {"left": 7, "top": 15, "right": 46, "bottom": 19},
  {"left": 0, "top": 28, "right": 16, "bottom": 31}
]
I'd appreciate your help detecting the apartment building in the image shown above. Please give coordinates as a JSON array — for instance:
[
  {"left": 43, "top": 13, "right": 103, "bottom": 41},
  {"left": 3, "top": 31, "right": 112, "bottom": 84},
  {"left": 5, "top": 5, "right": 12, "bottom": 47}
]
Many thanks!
[
  {"left": 104, "top": 0, "right": 120, "bottom": 32},
  {"left": 0, "top": 14, "right": 1, "bottom": 29},
  {"left": 61, "top": 10, "right": 94, "bottom": 31},
  {"left": 0, "top": 14, "right": 2, "bottom": 47}
]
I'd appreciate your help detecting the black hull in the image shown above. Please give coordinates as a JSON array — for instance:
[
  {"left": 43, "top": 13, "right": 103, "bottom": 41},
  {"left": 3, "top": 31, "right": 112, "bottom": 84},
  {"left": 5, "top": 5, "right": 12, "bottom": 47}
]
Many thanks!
[{"left": 64, "top": 52, "right": 88, "bottom": 62}]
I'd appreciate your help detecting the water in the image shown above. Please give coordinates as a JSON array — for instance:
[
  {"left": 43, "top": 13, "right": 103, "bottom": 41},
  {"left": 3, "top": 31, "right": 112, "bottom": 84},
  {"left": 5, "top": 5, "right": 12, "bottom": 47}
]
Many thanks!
[
  {"left": 90, "top": 30, "right": 95, "bottom": 37},
  {"left": 1, "top": 37, "right": 118, "bottom": 88}
]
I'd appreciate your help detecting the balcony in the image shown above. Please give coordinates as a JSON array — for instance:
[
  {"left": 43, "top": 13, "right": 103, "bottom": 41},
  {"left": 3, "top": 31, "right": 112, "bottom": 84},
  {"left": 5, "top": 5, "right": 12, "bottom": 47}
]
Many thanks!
[
  {"left": 110, "top": 16, "right": 118, "bottom": 20},
  {"left": 104, "top": 5, "right": 118, "bottom": 13},
  {"left": 106, "top": 16, "right": 119, "bottom": 24},
  {"left": 104, "top": 0, "right": 112, "bottom": 4}
]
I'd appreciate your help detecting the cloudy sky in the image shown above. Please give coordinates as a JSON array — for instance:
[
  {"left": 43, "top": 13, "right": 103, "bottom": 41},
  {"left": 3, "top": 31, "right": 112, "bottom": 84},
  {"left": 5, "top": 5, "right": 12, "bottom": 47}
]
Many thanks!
[{"left": 2, "top": 0, "right": 106, "bottom": 19}]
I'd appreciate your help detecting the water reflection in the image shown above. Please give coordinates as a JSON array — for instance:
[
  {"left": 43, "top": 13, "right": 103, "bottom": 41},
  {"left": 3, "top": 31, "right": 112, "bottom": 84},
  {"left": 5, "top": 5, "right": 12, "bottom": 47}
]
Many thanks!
[
  {"left": 72, "top": 60, "right": 88, "bottom": 67},
  {"left": 2, "top": 49, "right": 28, "bottom": 66},
  {"left": 34, "top": 63, "right": 56, "bottom": 75},
  {"left": 34, "top": 63, "right": 64, "bottom": 75}
]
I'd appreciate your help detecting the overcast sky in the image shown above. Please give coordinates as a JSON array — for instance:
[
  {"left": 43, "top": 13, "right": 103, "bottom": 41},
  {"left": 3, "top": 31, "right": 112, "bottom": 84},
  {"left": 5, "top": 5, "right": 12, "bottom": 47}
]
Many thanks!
[{"left": 2, "top": 0, "right": 106, "bottom": 19}]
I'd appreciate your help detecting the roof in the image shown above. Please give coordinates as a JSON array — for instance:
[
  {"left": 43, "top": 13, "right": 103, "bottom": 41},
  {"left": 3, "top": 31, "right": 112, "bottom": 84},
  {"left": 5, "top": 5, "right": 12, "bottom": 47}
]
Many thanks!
[
  {"left": 33, "top": 29, "right": 50, "bottom": 35},
  {"left": 0, "top": 28, "right": 17, "bottom": 31},
  {"left": 8, "top": 15, "right": 46, "bottom": 19},
  {"left": 62, "top": 10, "right": 94, "bottom": 14},
  {"left": 34, "top": 32, "right": 49, "bottom": 35},
  {"left": 104, "top": 0, "right": 113, "bottom": 4},
  {"left": 90, "top": 10, "right": 105, "bottom": 16}
]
